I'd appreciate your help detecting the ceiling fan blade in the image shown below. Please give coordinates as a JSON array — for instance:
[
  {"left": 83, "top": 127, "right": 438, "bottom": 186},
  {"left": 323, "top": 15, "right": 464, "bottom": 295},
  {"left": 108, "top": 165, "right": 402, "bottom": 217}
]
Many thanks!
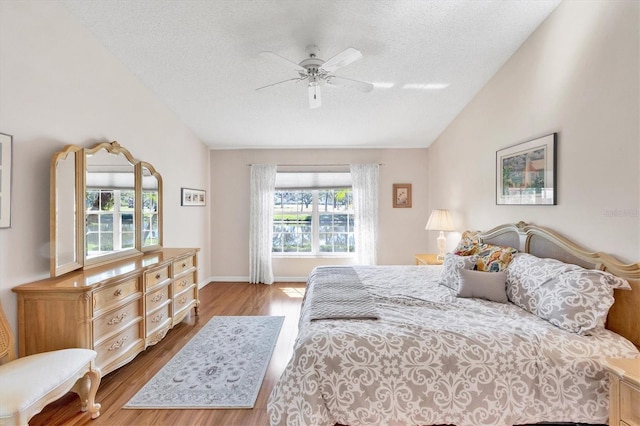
[
  {"left": 320, "top": 47, "right": 363, "bottom": 73},
  {"left": 308, "top": 84, "right": 321, "bottom": 109},
  {"left": 326, "top": 75, "right": 374, "bottom": 92},
  {"left": 259, "top": 51, "right": 306, "bottom": 73},
  {"left": 256, "top": 77, "right": 306, "bottom": 91}
]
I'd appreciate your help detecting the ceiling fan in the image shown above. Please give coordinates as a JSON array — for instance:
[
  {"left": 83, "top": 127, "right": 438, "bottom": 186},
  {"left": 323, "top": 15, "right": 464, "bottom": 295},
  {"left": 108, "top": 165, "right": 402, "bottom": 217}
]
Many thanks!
[{"left": 257, "top": 45, "right": 374, "bottom": 109}]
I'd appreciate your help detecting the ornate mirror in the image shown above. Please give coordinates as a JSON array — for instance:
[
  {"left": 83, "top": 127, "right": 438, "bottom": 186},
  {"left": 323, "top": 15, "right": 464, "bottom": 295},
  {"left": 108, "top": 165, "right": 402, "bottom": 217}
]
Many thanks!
[
  {"left": 50, "top": 141, "right": 163, "bottom": 276},
  {"left": 140, "top": 161, "right": 162, "bottom": 251},
  {"left": 50, "top": 146, "right": 83, "bottom": 276}
]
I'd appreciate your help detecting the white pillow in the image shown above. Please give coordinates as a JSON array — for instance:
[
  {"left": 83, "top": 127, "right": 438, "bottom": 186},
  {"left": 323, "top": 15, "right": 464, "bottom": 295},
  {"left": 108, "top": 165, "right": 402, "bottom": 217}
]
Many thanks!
[{"left": 457, "top": 269, "right": 508, "bottom": 303}]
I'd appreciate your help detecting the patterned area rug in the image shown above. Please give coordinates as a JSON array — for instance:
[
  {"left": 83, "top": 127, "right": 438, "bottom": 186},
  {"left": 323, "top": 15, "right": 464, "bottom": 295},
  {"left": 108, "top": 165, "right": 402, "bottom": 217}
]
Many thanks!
[{"left": 124, "top": 315, "right": 284, "bottom": 409}]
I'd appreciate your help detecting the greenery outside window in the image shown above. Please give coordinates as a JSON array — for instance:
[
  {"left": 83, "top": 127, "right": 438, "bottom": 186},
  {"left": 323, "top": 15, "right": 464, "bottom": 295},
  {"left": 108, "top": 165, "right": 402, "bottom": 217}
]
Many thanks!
[
  {"left": 142, "top": 190, "right": 159, "bottom": 247},
  {"left": 273, "top": 188, "right": 355, "bottom": 255}
]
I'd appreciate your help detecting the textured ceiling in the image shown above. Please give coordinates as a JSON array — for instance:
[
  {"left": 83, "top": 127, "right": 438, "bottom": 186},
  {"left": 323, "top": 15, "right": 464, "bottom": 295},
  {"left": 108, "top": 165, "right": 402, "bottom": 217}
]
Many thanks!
[{"left": 62, "top": 0, "right": 560, "bottom": 149}]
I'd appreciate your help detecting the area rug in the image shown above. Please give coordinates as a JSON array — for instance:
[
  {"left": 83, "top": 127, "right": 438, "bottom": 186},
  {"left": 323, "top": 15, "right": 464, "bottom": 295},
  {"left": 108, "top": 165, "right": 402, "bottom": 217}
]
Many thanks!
[{"left": 124, "top": 315, "right": 284, "bottom": 409}]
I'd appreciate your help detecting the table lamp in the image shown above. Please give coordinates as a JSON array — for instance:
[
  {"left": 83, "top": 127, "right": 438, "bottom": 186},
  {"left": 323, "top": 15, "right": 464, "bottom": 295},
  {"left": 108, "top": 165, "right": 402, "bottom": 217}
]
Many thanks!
[{"left": 425, "top": 209, "right": 455, "bottom": 261}]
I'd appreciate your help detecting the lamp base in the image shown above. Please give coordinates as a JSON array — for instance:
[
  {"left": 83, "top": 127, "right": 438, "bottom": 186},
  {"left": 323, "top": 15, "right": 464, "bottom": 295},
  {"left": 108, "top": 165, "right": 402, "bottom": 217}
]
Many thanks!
[{"left": 437, "top": 231, "right": 447, "bottom": 261}]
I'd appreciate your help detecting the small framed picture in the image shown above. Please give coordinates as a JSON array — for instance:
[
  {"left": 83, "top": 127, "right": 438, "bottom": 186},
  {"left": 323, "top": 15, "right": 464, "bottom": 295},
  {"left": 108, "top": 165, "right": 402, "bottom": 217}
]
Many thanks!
[
  {"left": 181, "top": 188, "right": 206, "bottom": 206},
  {"left": 392, "top": 183, "right": 412, "bottom": 208},
  {"left": 496, "top": 133, "right": 557, "bottom": 205}
]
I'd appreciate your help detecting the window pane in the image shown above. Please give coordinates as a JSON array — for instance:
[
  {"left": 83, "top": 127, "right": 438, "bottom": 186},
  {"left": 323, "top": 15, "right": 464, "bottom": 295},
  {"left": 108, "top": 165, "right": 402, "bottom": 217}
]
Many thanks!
[
  {"left": 86, "top": 191, "right": 99, "bottom": 210},
  {"left": 100, "top": 191, "right": 115, "bottom": 211},
  {"left": 121, "top": 191, "right": 135, "bottom": 211},
  {"left": 143, "top": 191, "right": 158, "bottom": 212},
  {"left": 86, "top": 233, "right": 99, "bottom": 252},
  {"left": 122, "top": 232, "right": 134, "bottom": 248},
  {"left": 100, "top": 233, "right": 113, "bottom": 251},
  {"left": 121, "top": 213, "right": 134, "bottom": 231},
  {"left": 86, "top": 214, "right": 99, "bottom": 232},
  {"left": 100, "top": 214, "right": 113, "bottom": 232}
]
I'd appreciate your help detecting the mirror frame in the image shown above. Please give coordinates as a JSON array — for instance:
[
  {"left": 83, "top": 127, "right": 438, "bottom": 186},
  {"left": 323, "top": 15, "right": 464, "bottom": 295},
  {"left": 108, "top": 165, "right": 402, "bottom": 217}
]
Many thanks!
[
  {"left": 50, "top": 145, "right": 84, "bottom": 276},
  {"left": 139, "top": 160, "right": 163, "bottom": 253},
  {"left": 51, "top": 141, "right": 163, "bottom": 277}
]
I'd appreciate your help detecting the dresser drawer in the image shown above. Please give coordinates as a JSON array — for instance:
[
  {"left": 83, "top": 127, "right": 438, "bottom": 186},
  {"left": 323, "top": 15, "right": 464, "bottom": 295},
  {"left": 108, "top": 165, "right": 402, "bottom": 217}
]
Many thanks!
[
  {"left": 173, "top": 255, "right": 195, "bottom": 275},
  {"left": 95, "top": 319, "right": 143, "bottom": 368},
  {"left": 173, "top": 286, "right": 196, "bottom": 313},
  {"left": 145, "top": 265, "right": 170, "bottom": 289},
  {"left": 146, "top": 302, "right": 172, "bottom": 337},
  {"left": 174, "top": 271, "right": 195, "bottom": 293},
  {"left": 620, "top": 380, "right": 640, "bottom": 426},
  {"left": 146, "top": 283, "right": 171, "bottom": 313},
  {"left": 94, "top": 298, "right": 141, "bottom": 342},
  {"left": 93, "top": 278, "right": 140, "bottom": 313}
]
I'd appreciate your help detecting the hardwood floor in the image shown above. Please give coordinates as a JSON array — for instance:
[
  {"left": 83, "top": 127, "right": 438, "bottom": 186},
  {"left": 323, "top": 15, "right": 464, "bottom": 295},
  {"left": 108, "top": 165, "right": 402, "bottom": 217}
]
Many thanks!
[{"left": 28, "top": 282, "right": 306, "bottom": 426}]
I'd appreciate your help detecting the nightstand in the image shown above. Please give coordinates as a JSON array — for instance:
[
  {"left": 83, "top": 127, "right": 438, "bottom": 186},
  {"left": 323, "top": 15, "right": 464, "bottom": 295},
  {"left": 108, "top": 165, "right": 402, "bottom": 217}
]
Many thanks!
[
  {"left": 602, "top": 358, "right": 640, "bottom": 426},
  {"left": 414, "top": 253, "right": 443, "bottom": 265}
]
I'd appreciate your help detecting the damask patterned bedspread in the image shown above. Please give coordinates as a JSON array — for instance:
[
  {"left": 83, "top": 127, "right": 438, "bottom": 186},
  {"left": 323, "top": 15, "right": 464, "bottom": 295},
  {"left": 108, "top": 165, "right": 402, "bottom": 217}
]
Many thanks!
[{"left": 267, "top": 265, "right": 639, "bottom": 426}]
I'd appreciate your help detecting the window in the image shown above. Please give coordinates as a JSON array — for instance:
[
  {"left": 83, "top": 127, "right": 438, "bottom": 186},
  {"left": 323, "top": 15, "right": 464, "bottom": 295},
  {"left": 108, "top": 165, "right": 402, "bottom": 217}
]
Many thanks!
[
  {"left": 85, "top": 189, "right": 135, "bottom": 256},
  {"left": 272, "top": 188, "right": 355, "bottom": 255},
  {"left": 142, "top": 190, "right": 159, "bottom": 246}
]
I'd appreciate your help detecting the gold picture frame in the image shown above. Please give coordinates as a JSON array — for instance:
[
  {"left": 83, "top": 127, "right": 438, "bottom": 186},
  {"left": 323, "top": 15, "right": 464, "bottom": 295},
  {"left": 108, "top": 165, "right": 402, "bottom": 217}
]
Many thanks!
[{"left": 393, "top": 183, "right": 412, "bottom": 208}]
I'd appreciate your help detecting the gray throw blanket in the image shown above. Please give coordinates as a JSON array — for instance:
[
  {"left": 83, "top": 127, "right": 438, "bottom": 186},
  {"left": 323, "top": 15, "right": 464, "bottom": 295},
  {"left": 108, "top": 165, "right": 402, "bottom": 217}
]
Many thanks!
[{"left": 307, "top": 266, "right": 379, "bottom": 321}]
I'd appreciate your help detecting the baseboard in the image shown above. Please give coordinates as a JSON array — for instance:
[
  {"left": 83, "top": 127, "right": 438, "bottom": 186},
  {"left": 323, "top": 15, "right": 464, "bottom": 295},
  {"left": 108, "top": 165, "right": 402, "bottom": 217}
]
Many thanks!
[{"left": 206, "top": 276, "right": 308, "bottom": 283}]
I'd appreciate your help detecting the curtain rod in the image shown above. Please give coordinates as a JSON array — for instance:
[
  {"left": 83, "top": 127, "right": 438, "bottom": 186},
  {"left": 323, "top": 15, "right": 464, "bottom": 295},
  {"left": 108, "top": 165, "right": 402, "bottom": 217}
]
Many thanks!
[{"left": 247, "top": 163, "right": 384, "bottom": 167}]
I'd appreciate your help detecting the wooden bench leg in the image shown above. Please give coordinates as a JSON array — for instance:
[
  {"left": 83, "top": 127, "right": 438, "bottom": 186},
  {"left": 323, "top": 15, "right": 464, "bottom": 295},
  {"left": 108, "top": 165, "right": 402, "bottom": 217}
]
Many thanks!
[{"left": 72, "top": 367, "right": 102, "bottom": 419}]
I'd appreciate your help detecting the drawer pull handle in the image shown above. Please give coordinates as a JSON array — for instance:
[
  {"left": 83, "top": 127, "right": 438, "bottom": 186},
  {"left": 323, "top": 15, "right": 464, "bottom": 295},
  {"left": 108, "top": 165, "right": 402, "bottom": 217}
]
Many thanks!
[
  {"left": 107, "top": 312, "right": 128, "bottom": 325},
  {"left": 151, "top": 293, "right": 164, "bottom": 303},
  {"left": 179, "top": 279, "right": 187, "bottom": 287},
  {"left": 114, "top": 288, "right": 123, "bottom": 297},
  {"left": 108, "top": 336, "right": 128, "bottom": 352},
  {"left": 155, "top": 273, "right": 161, "bottom": 280},
  {"left": 182, "top": 262, "right": 187, "bottom": 268},
  {"left": 152, "top": 313, "right": 165, "bottom": 323}
]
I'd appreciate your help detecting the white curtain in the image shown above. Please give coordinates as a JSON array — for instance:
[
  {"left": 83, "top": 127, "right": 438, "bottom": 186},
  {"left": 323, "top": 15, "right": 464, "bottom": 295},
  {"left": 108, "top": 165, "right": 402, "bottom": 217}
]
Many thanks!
[
  {"left": 249, "top": 164, "right": 277, "bottom": 284},
  {"left": 350, "top": 163, "right": 379, "bottom": 265}
]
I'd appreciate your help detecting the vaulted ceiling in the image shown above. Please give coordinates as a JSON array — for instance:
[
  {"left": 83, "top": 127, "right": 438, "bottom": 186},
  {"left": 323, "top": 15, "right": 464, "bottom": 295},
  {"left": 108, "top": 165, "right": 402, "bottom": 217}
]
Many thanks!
[{"left": 62, "top": 0, "right": 560, "bottom": 149}]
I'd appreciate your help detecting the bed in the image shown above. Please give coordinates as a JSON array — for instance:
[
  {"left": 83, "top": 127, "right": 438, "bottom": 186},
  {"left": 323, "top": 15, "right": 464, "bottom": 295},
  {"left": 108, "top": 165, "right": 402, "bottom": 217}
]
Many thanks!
[{"left": 267, "top": 222, "right": 640, "bottom": 426}]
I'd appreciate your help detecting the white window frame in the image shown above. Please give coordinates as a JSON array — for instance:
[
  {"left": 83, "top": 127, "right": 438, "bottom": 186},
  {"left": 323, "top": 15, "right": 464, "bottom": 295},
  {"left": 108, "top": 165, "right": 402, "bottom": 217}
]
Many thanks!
[
  {"left": 272, "top": 188, "right": 355, "bottom": 258},
  {"left": 86, "top": 189, "right": 135, "bottom": 256}
]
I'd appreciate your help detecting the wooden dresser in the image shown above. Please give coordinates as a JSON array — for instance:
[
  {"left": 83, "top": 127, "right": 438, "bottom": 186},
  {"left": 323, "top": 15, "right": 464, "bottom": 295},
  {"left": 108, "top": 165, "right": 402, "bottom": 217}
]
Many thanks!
[
  {"left": 12, "top": 248, "right": 199, "bottom": 376},
  {"left": 603, "top": 358, "right": 640, "bottom": 426}
]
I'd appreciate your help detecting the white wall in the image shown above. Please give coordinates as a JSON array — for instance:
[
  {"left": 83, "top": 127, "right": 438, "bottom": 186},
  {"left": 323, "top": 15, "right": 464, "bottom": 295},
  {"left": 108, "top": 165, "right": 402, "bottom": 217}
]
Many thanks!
[
  {"left": 210, "top": 148, "right": 430, "bottom": 280},
  {"left": 428, "top": 0, "right": 639, "bottom": 263},
  {"left": 0, "top": 1, "right": 211, "bottom": 336}
]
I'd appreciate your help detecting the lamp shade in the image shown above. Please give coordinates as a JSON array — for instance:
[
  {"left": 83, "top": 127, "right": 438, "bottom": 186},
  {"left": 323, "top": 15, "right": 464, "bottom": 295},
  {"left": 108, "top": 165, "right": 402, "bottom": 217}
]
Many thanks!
[{"left": 425, "top": 209, "right": 455, "bottom": 231}]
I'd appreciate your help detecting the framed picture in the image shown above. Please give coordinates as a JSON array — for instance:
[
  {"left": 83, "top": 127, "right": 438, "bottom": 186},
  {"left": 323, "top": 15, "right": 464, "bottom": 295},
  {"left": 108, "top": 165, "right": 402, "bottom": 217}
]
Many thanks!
[
  {"left": 0, "top": 133, "right": 12, "bottom": 228},
  {"left": 496, "top": 133, "right": 556, "bottom": 205},
  {"left": 392, "top": 183, "right": 412, "bottom": 208},
  {"left": 181, "top": 188, "right": 206, "bottom": 206}
]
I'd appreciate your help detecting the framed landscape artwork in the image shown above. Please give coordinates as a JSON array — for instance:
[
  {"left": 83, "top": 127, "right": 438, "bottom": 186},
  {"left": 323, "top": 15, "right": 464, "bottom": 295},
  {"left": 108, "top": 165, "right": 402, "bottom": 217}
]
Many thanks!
[
  {"left": 393, "top": 183, "right": 412, "bottom": 208},
  {"left": 496, "top": 133, "right": 556, "bottom": 205},
  {"left": 0, "top": 133, "right": 12, "bottom": 228},
  {"left": 181, "top": 188, "right": 206, "bottom": 206}
]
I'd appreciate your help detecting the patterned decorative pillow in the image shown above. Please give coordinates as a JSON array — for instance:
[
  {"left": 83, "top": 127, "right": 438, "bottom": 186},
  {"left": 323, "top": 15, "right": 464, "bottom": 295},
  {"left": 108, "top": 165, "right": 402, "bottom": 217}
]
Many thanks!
[
  {"left": 457, "top": 269, "right": 508, "bottom": 303},
  {"left": 439, "top": 253, "right": 478, "bottom": 291},
  {"left": 506, "top": 253, "right": 632, "bottom": 335},
  {"left": 453, "top": 235, "right": 480, "bottom": 256},
  {"left": 506, "top": 253, "right": 582, "bottom": 310},
  {"left": 475, "top": 243, "right": 518, "bottom": 272}
]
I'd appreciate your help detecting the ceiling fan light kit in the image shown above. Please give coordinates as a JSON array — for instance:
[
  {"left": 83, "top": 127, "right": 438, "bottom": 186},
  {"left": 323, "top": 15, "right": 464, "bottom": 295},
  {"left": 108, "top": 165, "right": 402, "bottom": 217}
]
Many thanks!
[{"left": 258, "top": 44, "right": 373, "bottom": 109}]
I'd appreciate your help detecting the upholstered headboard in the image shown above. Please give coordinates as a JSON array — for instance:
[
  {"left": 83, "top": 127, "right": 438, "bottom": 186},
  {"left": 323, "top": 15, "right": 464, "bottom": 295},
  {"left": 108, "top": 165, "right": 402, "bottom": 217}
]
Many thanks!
[{"left": 462, "top": 221, "right": 640, "bottom": 348}]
